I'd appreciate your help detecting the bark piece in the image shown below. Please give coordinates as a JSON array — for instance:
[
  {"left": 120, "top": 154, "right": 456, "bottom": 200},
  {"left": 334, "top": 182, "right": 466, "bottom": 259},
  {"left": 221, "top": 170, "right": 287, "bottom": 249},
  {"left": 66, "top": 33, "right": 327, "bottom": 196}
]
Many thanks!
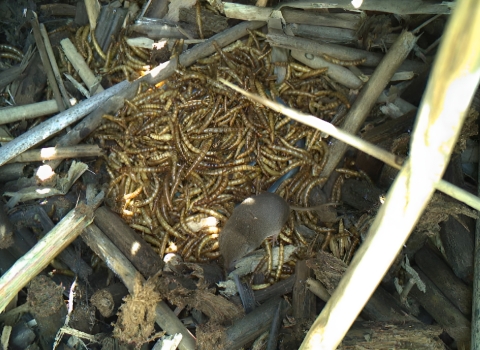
[
  {"left": 415, "top": 244, "right": 472, "bottom": 317},
  {"left": 293, "top": 260, "right": 316, "bottom": 331},
  {"left": 93, "top": 206, "right": 164, "bottom": 278},
  {"left": 179, "top": 8, "right": 228, "bottom": 37},
  {"left": 410, "top": 267, "right": 471, "bottom": 347}
]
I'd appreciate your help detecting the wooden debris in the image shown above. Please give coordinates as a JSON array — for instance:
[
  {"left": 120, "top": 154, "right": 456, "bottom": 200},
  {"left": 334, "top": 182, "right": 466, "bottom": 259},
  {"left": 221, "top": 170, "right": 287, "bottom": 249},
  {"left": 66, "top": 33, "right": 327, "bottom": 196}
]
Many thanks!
[
  {"left": 224, "top": 2, "right": 451, "bottom": 22},
  {"left": 28, "top": 10, "right": 66, "bottom": 112},
  {"left": 85, "top": 0, "right": 101, "bottom": 31},
  {"left": 6, "top": 145, "right": 103, "bottom": 163},
  {"left": 267, "top": 32, "right": 426, "bottom": 73},
  {"left": 93, "top": 206, "right": 164, "bottom": 278},
  {"left": 39, "top": 3, "right": 76, "bottom": 17},
  {"left": 0, "top": 194, "right": 102, "bottom": 313},
  {"left": 179, "top": 7, "right": 229, "bottom": 37},
  {"left": 47, "top": 95, "right": 125, "bottom": 170},
  {"left": 39, "top": 23, "right": 71, "bottom": 108},
  {"left": 306, "top": 277, "right": 330, "bottom": 302},
  {"left": 410, "top": 267, "right": 471, "bottom": 346},
  {"left": 4, "top": 161, "right": 88, "bottom": 208},
  {"left": 319, "top": 31, "right": 417, "bottom": 179},
  {"left": 230, "top": 274, "right": 295, "bottom": 306},
  {"left": 293, "top": 260, "right": 316, "bottom": 332},
  {"left": 81, "top": 224, "right": 196, "bottom": 350},
  {"left": 12, "top": 53, "right": 47, "bottom": 106},
  {"left": 0, "top": 203, "right": 14, "bottom": 249},
  {"left": 415, "top": 244, "right": 472, "bottom": 317},
  {"left": 0, "top": 100, "right": 62, "bottom": 125},
  {"left": 0, "top": 80, "right": 128, "bottom": 167},
  {"left": 281, "top": 9, "right": 360, "bottom": 30},
  {"left": 61, "top": 38, "right": 104, "bottom": 95},
  {"left": 94, "top": 4, "right": 128, "bottom": 53},
  {"left": 338, "top": 321, "right": 446, "bottom": 349},
  {"left": 222, "top": 298, "right": 290, "bottom": 350},
  {"left": 0, "top": 0, "right": 477, "bottom": 347}
]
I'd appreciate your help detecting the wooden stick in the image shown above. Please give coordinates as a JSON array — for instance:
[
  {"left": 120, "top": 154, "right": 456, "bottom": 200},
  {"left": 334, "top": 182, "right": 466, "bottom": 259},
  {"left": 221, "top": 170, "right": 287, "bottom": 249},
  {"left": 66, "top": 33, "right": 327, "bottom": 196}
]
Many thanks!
[
  {"left": 94, "top": 5, "right": 128, "bottom": 53},
  {"left": 0, "top": 163, "right": 27, "bottom": 183},
  {"left": 40, "top": 3, "right": 76, "bottom": 17},
  {"left": 230, "top": 274, "right": 295, "bottom": 306},
  {"left": 415, "top": 245, "right": 472, "bottom": 317},
  {"left": 0, "top": 80, "right": 128, "bottom": 167},
  {"left": 287, "top": 24, "right": 358, "bottom": 44},
  {"left": 293, "top": 261, "right": 316, "bottom": 332},
  {"left": 39, "top": 23, "right": 71, "bottom": 108},
  {"left": 223, "top": 1, "right": 452, "bottom": 21},
  {"left": 7, "top": 145, "right": 103, "bottom": 163},
  {"left": 267, "top": 32, "right": 426, "bottom": 73},
  {"left": 0, "top": 199, "right": 100, "bottom": 313},
  {"left": 281, "top": 10, "right": 360, "bottom": 30},
  {"left": 47, "top": 96, "right": 125, "bottom": 171},
  {"left": 61, "top": 38, "right": 104, "bottom": 94},
  {"left": 410, "top": 268, "right": 471, "bottom": 345},
  {"left": 0, "top": 303, "right": 29, "bottom": 324},
  {"left": 280, "top": 0, "right": 454, "bottom": 15},
  {"left": 0, "top": 100, "right": 60, "bottom": 125},
  {"left": 0, "top": 65, "right": 24, "bottom": 90},
  {"left": 93, "top": 206, "right": 164, "bottom": 278},
  {"left": 223, "top": 4, "right": 272, "bottom": 21},
  {"left": 278, "top": 0, "right": 453, "bottom": 14},
  {"left": 318, "top": 31, "right": 417, "bottom": 179},
  {"left": 299, "top": 0, "right": 480, "bottom": 347},
  {"left": 81, "top": 224, "right": 196, "bottom": 350},
  {"left": 131, "top": 20, "right": 190, "bottom": 39},
  {"left": 224, "top": 298, "right": 290, "bottom": 349},
  {"left": 220, "top": 79, "right": 399, "bottom": 169},
  {"left": 28, "top": 10, "right": 65, "bottom": 112}
]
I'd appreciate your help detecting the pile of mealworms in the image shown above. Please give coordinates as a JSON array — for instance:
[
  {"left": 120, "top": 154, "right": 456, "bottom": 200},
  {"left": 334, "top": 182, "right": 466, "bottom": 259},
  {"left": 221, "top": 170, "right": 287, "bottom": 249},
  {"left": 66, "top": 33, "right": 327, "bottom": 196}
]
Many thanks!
[
  {"left": 0, "top": 44, "right": 25, "bottom": 64},
  {"left": 95, "top": 30, "right": 364, "bottom": 283}
]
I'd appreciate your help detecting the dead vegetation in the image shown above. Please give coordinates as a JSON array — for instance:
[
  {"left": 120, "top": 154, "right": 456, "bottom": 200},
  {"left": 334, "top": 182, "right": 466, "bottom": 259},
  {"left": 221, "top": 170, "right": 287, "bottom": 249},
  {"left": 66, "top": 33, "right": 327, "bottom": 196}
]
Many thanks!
[{"left": 0, "top": 0, "right": 479, "bottom": 349}]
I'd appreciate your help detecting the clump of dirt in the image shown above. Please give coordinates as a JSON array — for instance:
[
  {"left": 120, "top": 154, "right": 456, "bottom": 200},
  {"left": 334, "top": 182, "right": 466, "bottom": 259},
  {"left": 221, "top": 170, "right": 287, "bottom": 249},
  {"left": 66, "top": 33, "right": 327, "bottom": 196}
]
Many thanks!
[
  {"left": 112, "top": 275, "right": 164, "bottom": 348},
  {"left": 28, "top": 275, "right": 66, "bottom": 317}
]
